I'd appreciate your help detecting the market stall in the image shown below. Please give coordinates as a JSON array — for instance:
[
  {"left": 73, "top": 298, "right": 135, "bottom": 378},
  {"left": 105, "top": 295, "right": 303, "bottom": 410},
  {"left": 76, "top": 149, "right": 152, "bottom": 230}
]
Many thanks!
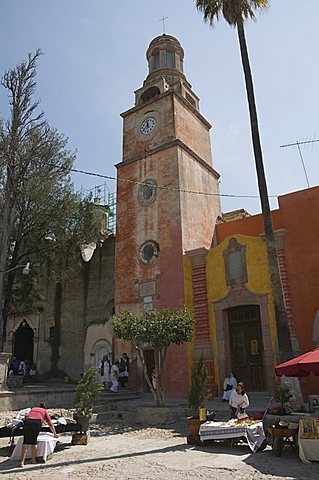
[
  {"left": 275, "top": 349, "right": 319, "bottom": 463},
  {"left": 199, "top": 419, "right": 266, "bottom": 453}
]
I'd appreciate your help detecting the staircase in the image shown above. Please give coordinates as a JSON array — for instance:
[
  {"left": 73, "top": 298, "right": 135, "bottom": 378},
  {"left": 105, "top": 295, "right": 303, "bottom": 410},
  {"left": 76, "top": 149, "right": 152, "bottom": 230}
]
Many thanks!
[{"left": 92, "top": 389, "right": 144, "bottom": 424}]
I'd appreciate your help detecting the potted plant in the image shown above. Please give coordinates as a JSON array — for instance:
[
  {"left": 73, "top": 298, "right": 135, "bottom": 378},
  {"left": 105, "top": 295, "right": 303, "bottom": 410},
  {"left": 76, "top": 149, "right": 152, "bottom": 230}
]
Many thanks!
[
  {"left": 275, "top": 386, "right": 292, "bottom": 415},
  {"left": 187, "top": 354, "right": 210, "bottom": 437},
  {"left": 72, "top": 366, "right": 104, "bottom": 444}
]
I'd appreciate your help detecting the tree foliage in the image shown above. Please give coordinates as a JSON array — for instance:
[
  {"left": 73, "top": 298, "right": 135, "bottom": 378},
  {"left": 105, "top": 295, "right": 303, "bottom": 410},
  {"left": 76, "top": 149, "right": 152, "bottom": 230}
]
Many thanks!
[
  {"left": 113, "top": 308, "right": 194, "bottom": 406},
  {"left": 0, "top": 50, "right": 103, "bottom": 349}
]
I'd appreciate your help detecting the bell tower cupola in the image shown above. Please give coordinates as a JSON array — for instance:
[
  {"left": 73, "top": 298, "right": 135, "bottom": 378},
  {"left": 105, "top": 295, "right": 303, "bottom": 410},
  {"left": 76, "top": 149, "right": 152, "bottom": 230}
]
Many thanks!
[{"left": 135, "top": 34, "right": 199, "bottom": 110}]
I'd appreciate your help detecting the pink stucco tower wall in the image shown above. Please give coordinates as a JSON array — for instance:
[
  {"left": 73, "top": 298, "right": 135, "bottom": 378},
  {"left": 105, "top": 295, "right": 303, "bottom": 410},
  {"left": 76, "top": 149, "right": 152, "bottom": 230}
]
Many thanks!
[{"left": 115, "top": 34, "right": 221, "bottom": 397}]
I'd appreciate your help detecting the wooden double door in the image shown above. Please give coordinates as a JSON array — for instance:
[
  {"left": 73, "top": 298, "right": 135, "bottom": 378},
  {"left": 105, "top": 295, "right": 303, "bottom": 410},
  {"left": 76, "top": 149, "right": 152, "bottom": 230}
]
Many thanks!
[{"left": 228, "top": 305, "right": 265, "bottom": 391}]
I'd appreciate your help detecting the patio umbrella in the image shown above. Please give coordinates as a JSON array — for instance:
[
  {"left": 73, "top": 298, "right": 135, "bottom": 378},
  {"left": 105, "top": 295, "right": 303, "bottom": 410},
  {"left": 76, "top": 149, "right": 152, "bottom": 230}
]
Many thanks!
[{"left": 275, "top": 349, "right": 319, "bottom": 377}]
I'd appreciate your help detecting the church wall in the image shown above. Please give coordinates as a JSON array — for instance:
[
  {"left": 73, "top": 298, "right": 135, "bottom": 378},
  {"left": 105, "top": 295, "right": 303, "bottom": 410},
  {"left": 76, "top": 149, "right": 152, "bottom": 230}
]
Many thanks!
[
  {"left": 115, "top": 146, "right": 184, "bottom": 313},
  {"left": 277, "top": 187, "right": 319, "bottom": 356},
  {"left": 178, "top": 147, "right": 221, "bottom": 251},
  {"left": 277, "top": 187, "right": 319, "bottom": 394},
  {"left": 6, "top": 236, "right": 115, "bottom": 381},
  {"left": 121, "top": 93, "right": 176, "bottom": 162},
  {"left": 115, "top": 146, "right": 187, "bottom": 396},
  {"left": 215, "top": 186, "right": 319, "bottom": 395},
  {"left": 184, "top": 234, "right": 278, "bottom": 393},
  {"left": 173, "top": 95, "right": 213, "bottom": 165}
]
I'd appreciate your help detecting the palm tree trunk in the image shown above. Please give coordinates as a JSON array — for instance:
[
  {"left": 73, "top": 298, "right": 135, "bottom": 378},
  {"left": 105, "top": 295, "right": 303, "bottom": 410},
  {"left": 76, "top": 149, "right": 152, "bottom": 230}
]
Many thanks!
[{"left": 237, "top": 21, "right": 292, "bottom": 362}]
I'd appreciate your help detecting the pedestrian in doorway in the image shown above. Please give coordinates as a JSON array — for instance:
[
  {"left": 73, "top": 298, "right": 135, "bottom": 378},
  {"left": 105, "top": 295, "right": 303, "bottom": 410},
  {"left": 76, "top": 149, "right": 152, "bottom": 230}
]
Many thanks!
[
  {"left": 229, "top": 382, "right": 249, "bottom": 419},
  {"left": 100, "top": 355, "right": 111, "bottom": 387},
  {"left": 19, "top": 402, "right": 58, "bottom": 467},
  {"left": 118, "top": 352, "right": 130, "bottom": 387},
  {"left": 222, "top": 373, "right": 237, "bottom": 402},
  {"left": 28, "top": 363, "right": 37, "bottom": 382}
]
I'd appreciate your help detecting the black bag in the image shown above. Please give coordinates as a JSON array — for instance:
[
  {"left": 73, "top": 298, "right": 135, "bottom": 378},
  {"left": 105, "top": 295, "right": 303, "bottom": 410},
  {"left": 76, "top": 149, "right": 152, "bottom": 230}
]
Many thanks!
[{"left": 226, "top": 384, "right": 233, "bottom": 391}]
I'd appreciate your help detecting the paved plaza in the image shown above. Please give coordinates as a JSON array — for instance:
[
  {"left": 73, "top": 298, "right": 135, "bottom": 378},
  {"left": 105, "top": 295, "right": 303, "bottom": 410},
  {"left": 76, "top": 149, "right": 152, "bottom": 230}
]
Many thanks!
[{"left": 0, "top": 421, "right": 318, "bottom": 480}]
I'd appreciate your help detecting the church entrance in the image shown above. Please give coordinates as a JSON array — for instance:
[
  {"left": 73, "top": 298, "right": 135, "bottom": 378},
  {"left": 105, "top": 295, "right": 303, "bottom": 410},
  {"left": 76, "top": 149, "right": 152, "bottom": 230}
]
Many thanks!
[
  {"left": 228, "top": 305, "right": 265, "bottom": 391},
  {"left": 13, "top": 320, "right": 34, "bottom": 362}
]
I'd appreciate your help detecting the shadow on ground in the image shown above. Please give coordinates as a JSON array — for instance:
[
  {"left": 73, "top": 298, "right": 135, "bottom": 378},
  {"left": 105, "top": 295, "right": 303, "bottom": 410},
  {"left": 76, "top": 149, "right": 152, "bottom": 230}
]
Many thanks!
[
  {"left": 0, "top": 441, "right": 191, "bottom": 473},
  {"left": 244, "top": 446, "right": 319, "bottom": 479}
]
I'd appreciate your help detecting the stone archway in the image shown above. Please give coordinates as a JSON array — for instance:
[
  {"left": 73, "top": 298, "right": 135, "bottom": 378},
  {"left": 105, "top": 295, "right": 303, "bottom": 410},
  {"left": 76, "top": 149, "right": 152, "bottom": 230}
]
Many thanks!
[
  {"left": 213, "top": 285, "right": 277, "bottom": 394},
  {"left": 13, "top": 320, "right": 34, "bottom": 363}
]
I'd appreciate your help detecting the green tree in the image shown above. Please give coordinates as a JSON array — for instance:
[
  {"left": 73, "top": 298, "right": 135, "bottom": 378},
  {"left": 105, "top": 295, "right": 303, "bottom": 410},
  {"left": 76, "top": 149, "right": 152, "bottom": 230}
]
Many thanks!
[
  {"left": 113, "top": 307, "right": 194, "bottom": 406},
  {"left": 195, "top": 0, "right": 292, "bottom": 361},
  {"left": 0, "top": 51, "right": 103, "bottom": 351}
]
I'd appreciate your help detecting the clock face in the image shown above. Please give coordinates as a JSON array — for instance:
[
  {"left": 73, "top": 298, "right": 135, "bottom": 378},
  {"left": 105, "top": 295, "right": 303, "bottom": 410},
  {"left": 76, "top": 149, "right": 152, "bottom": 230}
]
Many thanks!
[{"left": 140, "top": 117, "right": 156, "bottom": 135}]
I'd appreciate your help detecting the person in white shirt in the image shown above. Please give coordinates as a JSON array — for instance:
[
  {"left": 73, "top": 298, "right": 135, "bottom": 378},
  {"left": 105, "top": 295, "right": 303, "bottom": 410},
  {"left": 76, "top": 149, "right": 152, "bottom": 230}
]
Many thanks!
[
  {"left": 222, "top": 373, "right": 237, "bottom": 402},
  {"left": 109, "top": 361, "right": 120, "bottom": 393},
  {"left": 229, "top": 382, "right": 249, "bottom": 419},
  {"left": 100, "top": 355, "right": 111, "bottom": 387}
]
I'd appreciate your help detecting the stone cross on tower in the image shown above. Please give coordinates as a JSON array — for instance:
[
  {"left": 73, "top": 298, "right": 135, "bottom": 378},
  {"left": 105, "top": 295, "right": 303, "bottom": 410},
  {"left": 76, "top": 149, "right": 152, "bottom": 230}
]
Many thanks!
[{"left": 158, "top": 16, "right": 168, "bottom": 34}]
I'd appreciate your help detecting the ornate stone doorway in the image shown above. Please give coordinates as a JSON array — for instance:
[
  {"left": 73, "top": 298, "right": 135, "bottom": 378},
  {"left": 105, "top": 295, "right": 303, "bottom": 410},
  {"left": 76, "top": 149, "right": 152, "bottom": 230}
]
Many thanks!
[
  {"left": 213, "top": 285, "right": 276, "bottom": 394},
  {"left": 13, "top": 320, "right": 34, "bottom": 362},
  {"left": 228, "top": 305, "right": 265, "bottom": 391}
]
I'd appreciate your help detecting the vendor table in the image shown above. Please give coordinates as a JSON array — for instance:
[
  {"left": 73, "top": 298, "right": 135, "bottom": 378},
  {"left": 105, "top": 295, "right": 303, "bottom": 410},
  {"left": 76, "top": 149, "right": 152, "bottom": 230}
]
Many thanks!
[
  {"left": 199, "top": 421, "right": 266, "bottom": 453},
  {"left": 298, "top": 426, "right": 319, "bottom": 464},
  {"left": 10, "top": 432, "right": 58, "bottom": 462}
]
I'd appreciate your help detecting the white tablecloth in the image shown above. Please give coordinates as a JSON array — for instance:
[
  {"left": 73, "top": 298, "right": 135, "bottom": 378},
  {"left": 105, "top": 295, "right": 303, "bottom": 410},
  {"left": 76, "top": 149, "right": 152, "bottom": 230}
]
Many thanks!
[
  {"left": 199, "top": 421, "right": 266, "bottom": 453},
  {"left": 298, "top": 428, "right": 319, "bottom": 464},
  {"left": 11, "top": 432, "right": 58, "bottom": 462}
]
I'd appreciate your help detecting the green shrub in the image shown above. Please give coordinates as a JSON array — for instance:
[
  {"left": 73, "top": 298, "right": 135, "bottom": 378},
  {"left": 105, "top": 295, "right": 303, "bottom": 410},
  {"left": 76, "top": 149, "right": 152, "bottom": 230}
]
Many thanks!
[
  {"left": 74, "top": 367, "right": 104, "bottom": 417},
  {"left": 188, "top": 354, "right": 210, "bottom": 418}
]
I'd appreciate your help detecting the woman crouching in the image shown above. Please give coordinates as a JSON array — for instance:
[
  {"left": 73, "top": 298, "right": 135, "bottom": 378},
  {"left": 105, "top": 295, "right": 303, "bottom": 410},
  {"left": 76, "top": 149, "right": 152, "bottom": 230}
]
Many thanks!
[{"left": 20, "top": 402, "right": 58, "bottom": 467}]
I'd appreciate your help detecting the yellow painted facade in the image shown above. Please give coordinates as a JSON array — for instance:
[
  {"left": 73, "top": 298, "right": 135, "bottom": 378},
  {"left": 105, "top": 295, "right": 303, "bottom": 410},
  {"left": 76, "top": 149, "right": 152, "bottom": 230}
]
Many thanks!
[{"left": 184, "top": 234, "right": 279, "bottom": 389}]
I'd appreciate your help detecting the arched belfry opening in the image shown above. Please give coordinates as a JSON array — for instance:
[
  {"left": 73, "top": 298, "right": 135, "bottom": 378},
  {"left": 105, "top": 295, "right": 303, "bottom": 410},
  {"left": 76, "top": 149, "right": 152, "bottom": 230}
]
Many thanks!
[
  {"left": 13, "top": 320, "right": 34, "bottom": 362},
  {"left": 139, "top": 86, "right": 160, "bottom": 104}
]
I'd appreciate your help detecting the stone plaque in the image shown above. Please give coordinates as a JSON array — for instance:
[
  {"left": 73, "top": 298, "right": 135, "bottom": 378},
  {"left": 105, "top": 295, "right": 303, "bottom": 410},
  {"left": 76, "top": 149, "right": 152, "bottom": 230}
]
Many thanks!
[
  {"left": 143, "top": 296, "right": 153, "bottom": 303},
  {"left": 144, "top": 302, "right": 154, "bottom": 311},
  {"left": 139, "top": 281, "right": 156, "bottom": 297},
  {"left": 228, "top": 251, "right": 243, "bottom": 280}
]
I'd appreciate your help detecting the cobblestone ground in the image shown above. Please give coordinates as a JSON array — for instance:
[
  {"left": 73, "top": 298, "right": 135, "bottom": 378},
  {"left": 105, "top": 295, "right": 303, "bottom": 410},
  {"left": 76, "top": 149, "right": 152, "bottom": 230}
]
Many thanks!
[{"left": 0, "top": 413, "right": 318, "bottom": 479}]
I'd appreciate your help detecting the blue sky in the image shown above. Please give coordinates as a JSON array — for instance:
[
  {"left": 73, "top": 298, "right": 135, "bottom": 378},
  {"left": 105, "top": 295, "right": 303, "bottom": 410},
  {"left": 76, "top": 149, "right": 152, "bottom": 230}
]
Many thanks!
[{"left": 1, "top": 1, "right": 318, "bottom": 214}]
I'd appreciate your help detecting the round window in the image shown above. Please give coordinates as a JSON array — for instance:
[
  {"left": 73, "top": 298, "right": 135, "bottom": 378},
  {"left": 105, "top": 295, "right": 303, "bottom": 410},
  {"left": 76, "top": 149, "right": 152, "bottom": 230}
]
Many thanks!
[
  {"left": 138, "top": 179, "right": 157, "bottom": 205},
  {"left": 139, "top": 241, "right": 160, "bottom": 264}
]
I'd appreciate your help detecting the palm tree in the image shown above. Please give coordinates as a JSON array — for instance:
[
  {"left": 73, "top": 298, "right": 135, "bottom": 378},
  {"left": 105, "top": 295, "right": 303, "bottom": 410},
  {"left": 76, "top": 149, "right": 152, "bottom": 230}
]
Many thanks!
[{"left": 195, "top": 0, "right": 293, "bottom": 362}]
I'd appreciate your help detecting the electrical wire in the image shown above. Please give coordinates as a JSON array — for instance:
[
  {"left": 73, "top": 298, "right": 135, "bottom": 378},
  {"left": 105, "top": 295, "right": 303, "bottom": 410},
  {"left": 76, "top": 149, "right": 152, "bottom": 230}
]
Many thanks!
[{"left": 70, "top": 167, "right": 278, "bottom": 199}]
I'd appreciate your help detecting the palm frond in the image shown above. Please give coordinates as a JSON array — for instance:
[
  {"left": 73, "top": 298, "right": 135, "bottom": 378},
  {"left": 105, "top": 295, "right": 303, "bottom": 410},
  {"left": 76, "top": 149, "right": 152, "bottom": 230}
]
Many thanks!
[{"left": 195, "top": 0, "right": 269, "bottom": 27}]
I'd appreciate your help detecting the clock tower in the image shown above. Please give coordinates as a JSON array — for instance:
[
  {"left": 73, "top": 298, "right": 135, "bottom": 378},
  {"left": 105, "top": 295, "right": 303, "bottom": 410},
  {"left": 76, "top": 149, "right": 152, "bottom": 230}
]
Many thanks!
[{"left": 115, "top": 34, "right": 221, "bottom": 396}]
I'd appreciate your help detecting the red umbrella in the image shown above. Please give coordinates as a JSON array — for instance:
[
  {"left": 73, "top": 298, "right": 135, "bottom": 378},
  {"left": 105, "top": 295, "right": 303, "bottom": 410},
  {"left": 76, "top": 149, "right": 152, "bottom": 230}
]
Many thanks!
[{"left": 275, "top": 349, "right": 319, "bottom": 377}]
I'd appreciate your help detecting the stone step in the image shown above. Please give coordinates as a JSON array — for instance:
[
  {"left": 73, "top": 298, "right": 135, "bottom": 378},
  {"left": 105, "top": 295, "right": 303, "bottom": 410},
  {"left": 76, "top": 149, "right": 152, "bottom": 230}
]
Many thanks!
[
  {"left": 95, "top": 410, "right": 137, "bottom": 423},
  {"left": 94, "top": 390, "right": 143, "bottom": 405}
]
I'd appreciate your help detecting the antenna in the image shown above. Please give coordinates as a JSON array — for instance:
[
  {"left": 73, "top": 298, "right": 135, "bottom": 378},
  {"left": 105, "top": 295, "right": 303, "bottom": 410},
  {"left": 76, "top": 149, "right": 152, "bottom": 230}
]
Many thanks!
[
  {"left": 159, "top": 16, "right": 168, "bottom": 34},
  {"left": 280, "top": 138, "right": 319, "bottom": 188}
]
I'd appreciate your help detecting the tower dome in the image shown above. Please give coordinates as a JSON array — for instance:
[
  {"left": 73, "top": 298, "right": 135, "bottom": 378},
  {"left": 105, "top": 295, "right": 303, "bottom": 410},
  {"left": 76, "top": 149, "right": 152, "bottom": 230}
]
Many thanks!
[
  {"left": 134, "top": 34, "right": 199, "bottom": 110},
  {"left": 146, "top": 34, "right": 184, "bottom": 77}
]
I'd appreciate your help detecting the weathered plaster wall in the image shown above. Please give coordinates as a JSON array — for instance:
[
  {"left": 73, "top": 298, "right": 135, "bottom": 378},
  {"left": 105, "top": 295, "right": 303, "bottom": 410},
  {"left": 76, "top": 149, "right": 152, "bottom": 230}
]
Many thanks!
[
  {"left": 184, "top": 235, "right": 278, "bottom": 392},
  {"left": 6, "top": 236, "right": 115, "bottom": 381}
]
